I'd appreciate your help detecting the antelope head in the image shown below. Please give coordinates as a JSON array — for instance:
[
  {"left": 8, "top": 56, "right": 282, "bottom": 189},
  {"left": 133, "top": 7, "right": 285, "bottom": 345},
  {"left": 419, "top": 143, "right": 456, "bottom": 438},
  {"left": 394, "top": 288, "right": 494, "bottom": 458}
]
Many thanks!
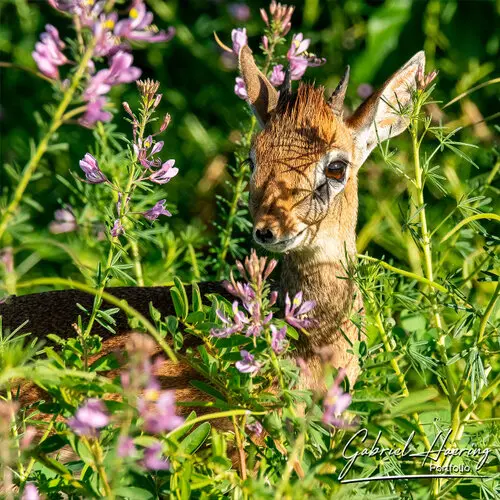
[{"left": 239, "top": 46, "right": 425, "bottom": 258}]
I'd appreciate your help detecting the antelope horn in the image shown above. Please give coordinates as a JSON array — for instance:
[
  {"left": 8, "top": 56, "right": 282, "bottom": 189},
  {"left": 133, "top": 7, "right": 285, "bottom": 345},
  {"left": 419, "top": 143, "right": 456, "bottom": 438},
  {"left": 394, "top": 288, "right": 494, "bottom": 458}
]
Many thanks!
[
  {"left": 328, "top": 65, "right": 350, "bottom": 116},
  {"left": 277, "top": 66, "right": 292, "bottom": 106}
]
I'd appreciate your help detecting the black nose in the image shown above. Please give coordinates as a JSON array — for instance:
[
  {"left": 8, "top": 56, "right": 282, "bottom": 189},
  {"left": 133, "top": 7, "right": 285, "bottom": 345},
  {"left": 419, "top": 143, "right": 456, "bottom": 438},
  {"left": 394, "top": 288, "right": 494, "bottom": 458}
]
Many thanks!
[{"left": 254, "top": 227, "right": 276, "bottom": 244}]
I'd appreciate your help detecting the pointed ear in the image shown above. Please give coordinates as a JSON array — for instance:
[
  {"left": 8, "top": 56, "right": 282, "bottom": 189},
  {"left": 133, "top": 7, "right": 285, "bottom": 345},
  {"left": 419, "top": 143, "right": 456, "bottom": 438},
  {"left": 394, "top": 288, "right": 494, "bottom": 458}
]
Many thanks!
[
  {"left": 239, "top": 45, "right": 278, "bottom": 127},
  {"left": 346, "top": 51, "right": 425, "bottom": 163}
]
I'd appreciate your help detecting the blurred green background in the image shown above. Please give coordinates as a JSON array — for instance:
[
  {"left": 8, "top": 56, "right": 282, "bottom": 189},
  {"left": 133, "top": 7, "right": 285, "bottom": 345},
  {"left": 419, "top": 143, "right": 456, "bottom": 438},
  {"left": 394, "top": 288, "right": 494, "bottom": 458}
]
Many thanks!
[{"left": 0, "top": 0, "right": 498, "bottom": 266}]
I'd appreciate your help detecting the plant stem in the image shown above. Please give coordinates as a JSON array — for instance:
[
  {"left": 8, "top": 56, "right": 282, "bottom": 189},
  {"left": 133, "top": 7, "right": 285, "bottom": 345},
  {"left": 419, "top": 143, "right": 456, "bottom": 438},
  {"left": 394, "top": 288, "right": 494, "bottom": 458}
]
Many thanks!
[
  {"left": 410, "top": 98, "right": 455, "bottom": 399},
  {"left": 0, "top": 41, "right": 96, "bottom": 241},
  {"left": 374, "top": 312, "right": 431, "bottom": 450},
  {"left": 130, "top": 239, "right": 144, "bottom": 286},
  {"left": 358, "top": 254, "right": 448, "bottom": 294},
  {"left": 232, "top": 415, "right": 247, "bottom": 480},
  {"left": 216, "top": 117, "right": 256, "bottom": 279}
]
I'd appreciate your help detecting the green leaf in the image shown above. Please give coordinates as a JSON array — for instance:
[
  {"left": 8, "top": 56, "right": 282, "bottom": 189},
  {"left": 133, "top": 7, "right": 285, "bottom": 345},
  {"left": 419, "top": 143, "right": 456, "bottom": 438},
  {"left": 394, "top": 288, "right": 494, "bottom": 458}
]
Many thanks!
[
  {"left": 180, "top": 422, "right": 211, "bottom": 454},
  {"left": 113, "top": 487, "right": 154, "bottom": 499},
  {"left": 166, "top": 315, "right": 179, "bottom": 334},
  {"left": 190, "top": 380, "right": 226, "bottom": 402},
  {"left": 174, "top": 277, "right": 189, "bottom": 319},
  {"left": 169, "top": 411, "right": 197, "bottom": 441},
  {"left": 170, "top": 288, "right": 186, "bottom": 319},
  {"left": 192, "top": 282, "right": 203, "bottom": 312},
  {"left": 186, "top": 311, "right": 205, "bottom": 324},
  {"left": 390, "top": 388, "right": 440, "bottom": 416}
]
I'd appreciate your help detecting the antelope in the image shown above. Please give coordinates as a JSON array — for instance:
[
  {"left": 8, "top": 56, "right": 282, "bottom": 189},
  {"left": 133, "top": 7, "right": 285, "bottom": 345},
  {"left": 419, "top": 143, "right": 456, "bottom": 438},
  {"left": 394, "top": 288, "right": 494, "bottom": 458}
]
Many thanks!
[{"left": 0, "top": 48, "right": 426, "bottom": 406}]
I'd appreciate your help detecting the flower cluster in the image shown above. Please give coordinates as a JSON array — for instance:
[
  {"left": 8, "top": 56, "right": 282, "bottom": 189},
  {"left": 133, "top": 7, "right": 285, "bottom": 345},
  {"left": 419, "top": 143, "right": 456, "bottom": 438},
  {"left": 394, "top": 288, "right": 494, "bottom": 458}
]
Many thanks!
[
  {"left": 211, "top": 250, "right": 277, "bottom": 339},
  {"left": 33, "top": 0, "right": 174, "bottom": 127},
  {"left": 210, "top": 250, "right": 316, "bottom": 375},
  {"left": 75, "top": 80, "right": 177, "bottom": 238},
  {"left": 229, "top": 2, "right": 326, "bottom": 101}
]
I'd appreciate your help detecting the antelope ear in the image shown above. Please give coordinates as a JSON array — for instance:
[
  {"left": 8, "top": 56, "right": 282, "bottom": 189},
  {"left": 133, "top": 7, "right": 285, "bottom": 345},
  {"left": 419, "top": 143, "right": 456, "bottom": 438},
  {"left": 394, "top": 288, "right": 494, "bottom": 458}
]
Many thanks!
[
  {"left": 347, "top": 51, "right": 425, "bottom": 163},
  {"left": 239, "top": 45, "right": 278, "bottom": 127}
]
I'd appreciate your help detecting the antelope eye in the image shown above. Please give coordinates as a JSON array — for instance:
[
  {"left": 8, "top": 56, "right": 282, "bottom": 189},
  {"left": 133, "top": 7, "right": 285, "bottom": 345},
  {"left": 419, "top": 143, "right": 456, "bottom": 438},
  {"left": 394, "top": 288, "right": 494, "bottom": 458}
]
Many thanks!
[{"left": 325, "top": 160, "right": 347, "bottom": 182}]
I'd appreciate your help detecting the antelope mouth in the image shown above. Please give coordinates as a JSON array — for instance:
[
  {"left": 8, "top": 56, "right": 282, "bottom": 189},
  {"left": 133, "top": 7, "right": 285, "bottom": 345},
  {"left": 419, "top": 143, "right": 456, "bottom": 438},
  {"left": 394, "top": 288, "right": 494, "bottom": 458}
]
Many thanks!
[{"left": 256, "top": 227, "right": 308, "bottom": 253}]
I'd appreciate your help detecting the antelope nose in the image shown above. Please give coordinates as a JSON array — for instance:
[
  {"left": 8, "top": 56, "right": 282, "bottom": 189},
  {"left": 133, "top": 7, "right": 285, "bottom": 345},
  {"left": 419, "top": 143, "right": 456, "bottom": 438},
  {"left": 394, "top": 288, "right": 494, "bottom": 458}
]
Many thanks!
[{"left": 254, "top": 227, "right": 276, "bottom": 244}]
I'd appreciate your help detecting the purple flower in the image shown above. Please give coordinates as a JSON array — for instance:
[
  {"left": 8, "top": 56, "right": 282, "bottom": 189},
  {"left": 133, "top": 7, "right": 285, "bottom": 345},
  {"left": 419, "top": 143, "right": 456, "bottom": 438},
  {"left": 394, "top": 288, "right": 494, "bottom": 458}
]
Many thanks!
[
  {"left": 134, "top": 135, "right": 164, "bottom": 169},
  {"left": 84, "top": 51, "right": 142, "bottom": 101},
  {"left": 79, "top": 97, "right": 112, "bottom": 127},
  {"left": 288, "top": 33, "right": 310, "bottom": 58},
  {"left": 111, "top": 219, "right": 125, "bottom": 237},
  {"left": 149, "top": 160, "right": 178, "bottom": 184},
  {"left": 138, "top": 390, "right": 184, "bottom": 434},
  {"left": 0, "top": 247, "right": 14, "bottom": 273},
  {"left": 142, "top": 199, "right": 171, "bottom": 221},
  {"left": 357, "top": 83, "right": 374, "bottom": 99},
  {"left": 93, "top": 14, "right": 120, "bottom": 57},
  {"left": 269, "top": 64, "right": 285, "bottom": 87},
  {"left": 228, "top": 3, "right": 251, "bottom": 22},
  {"left": 271, "top": 325, "right": 287, "bottom": 354},
  {"left": 32, "top": 24, "right": 68, "bottom": 80},
  {"left": 22, "top": 484, "right": 40, "bottom": 500},
  {"left": 211, "top": 301, "right": 249, "bottom": 338},
  {"left": 246, "top": 420, "right": 264, "bottom": 437},
  {"left": 322, "top": 369, "right": 352, "bottom": 428},
  {"left": 285, "top": 291, "right": 316, "bottom": 330},
  {"left": 231, "top": 28, "right": 247, "bottom": 55},
  {"left": 234, "top": 77, "right": 247, "bottom": 100},
  {"left": 79, "top": 153, "right": 108, "bottom": 184},
  {"left": 68, "top": 399, "right": 109, "bottom": 437},
  {"left": 235, "top": 350, "right": 261, "bottom": 375},
  {"left": 49, "top": 208, "right": 77, "bottom": 234},
  {"left": 286, "top": 33, "right": 325, "bottom": 81},
  {"left": 115, "top": 0, "right": 175, "bottom": 43},
  {"left": 117, "top": 436, "right": 136, "bottom": 458},
  {"left": 143, "top": 441, "right": 170, "bottom": 470}
]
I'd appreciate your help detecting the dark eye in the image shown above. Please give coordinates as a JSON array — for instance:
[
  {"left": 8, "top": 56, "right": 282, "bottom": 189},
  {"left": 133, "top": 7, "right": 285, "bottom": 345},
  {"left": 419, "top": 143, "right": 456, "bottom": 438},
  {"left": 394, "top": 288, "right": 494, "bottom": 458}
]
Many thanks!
[{"left": 325, "top": 160, "right": 347, "bottom": 182}]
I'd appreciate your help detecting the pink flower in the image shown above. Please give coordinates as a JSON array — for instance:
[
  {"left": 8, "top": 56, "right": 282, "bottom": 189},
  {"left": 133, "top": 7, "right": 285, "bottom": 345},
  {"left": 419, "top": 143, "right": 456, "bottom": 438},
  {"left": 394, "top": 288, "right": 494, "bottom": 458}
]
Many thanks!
[
  {"left": 79, "top": 97, "right": 112, "bottom": 127},
  {"left": 234, "top": 77, "right": 247, "bottom": 100},
  {"left": 114, "top": 0, "right": 175, "bottom": 43},
  {"left": 111, "top": 219, "right": 125, "bottom": 237},
  {"left": 142, "top": 199, "right": 171, "bottom": 221},
  {"left": 269, "top": 64, "right": 285, "bottom": 87},
  {"left": 68, "top": 399, "right": 109, "bottom": 437},
  {"left": 287, "top": 33, "right": 310, "bottom": 58},
  {"left": 231, "top": 28, "right": 247, "bottom": 55},
  {"left": 228, "top": 3, "right": 251, "bottom": 22},
  {"left": 149, "top": 160, "right": 178, "bottom": 184},
  {"left": 284, "top": 291, "right": 316, "bottom": 330},
  {"left": 138, "top": 390, "right": 184, "bottom": 434},
  {"left": 235, "top": 350, "right": 261, "bottom": 375},
  {"left": 32, "top": 24, "right": 68, "bottom": 79},
  {"left": 322, "top": 369, "right": 352, "bottom": 428},
  {"left": 142, "top": 441, "right": 170, "bottom": 470},
  {"left": 271, "top": 325, "right": 287, "bottom": 354},
  {"left": 134, "top": 135, "right": 164, "bottom": 168},
  {"left": 21, "top": 484, "right": 39, "bottom": 500},
  {"left": 117, "top": 436, "right": 136, "bottom": 458},
  {"left": 246, "top": 420, "right": 264, "bottom": 437},
  {"left": 49, "top": 207, "right": 77, "bottom": 234},
  {"left": 84, "top": 51, "right": 141, "bottom": 101},
  {"left": 79, "top": 153, "right": 108, "bottom": 184},
  {"left": 20, "top": 426, "right": 37, "bottom": 450}
]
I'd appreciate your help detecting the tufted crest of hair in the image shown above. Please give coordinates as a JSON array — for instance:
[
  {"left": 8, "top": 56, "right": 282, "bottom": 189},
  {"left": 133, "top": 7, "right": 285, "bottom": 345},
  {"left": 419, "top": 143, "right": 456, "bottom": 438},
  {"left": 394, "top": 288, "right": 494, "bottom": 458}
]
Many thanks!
[
  {"left": 254, "top": 83, "right": 351, "bottom": 172},
  {"left": 258, "top": 83, "right": 347, "bottom": 162}
]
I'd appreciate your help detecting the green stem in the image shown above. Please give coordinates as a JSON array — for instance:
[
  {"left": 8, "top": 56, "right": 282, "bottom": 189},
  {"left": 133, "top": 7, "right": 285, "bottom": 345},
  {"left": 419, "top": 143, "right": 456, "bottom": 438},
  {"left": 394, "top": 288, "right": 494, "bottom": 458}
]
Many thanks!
[
  {"left": 0, "top": 41, "right": 96, "bottom": 241},
  {"left": 187, "top": 243, "right": 200, "bottom": 281},
  {"left": 358, "top": 254, "right": 448, "bottom": 294},
  {"left": 14, "top": 277, "right": 178, "bottom": 362},
  {"left": 440, "top": 213, "right": 500, "bottom": 243},
  {"left": 374, "top": 312, "right": 431, "bottom": 450},
  {"left": 477, "top": 281, "right": 500, "bottom": 344},
  {"left": 216, "top": 118, "right": 256, "bottom": 279},
  {"left": 165, "top": 409, "right": 266, "bottom": 439},
  {"left": 130, "top": 239, "right": 144, "bottom": 286}
]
